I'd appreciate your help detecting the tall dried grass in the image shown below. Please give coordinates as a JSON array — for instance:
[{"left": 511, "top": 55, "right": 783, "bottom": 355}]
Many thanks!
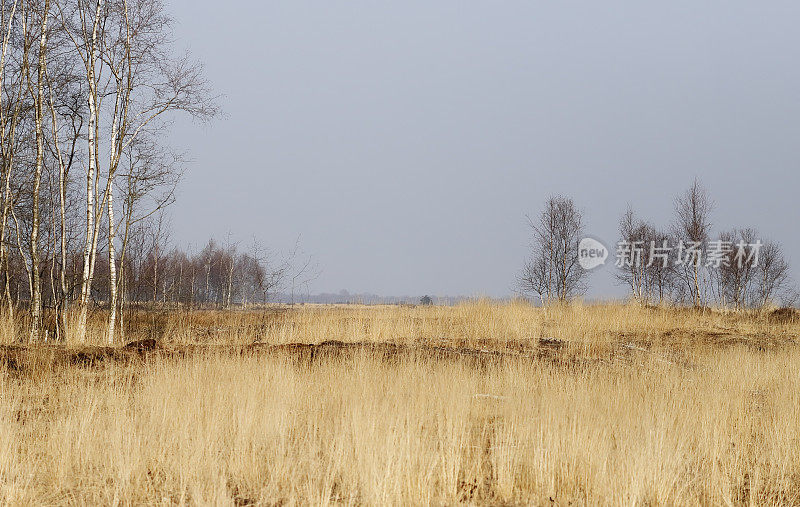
[
  {"left": 0, "top": 302, "right": 799, "bottom": 504},
  {"left": 3, "top": 300, "right": 794, "bottom": 347}
]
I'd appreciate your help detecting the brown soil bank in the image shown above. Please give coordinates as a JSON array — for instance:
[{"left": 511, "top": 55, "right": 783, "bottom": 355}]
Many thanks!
[{"left": 3, "top": 335, "right": 794, "bottom": 376}]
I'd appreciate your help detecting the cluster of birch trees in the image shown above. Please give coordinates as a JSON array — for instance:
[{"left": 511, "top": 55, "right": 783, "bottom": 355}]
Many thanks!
[
  {"left": 0, "top": 0, "right": 217, "bottom": 343},
  {"left": 520, "top": 180, "right": 796, "bottom": 308},
  {"left": 614, "top": 180, "right": 795, "bottom": 308}
]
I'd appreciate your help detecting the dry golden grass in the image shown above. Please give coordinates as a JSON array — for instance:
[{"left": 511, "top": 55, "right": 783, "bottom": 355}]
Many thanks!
[
  {"left": 1, "top": 302, "right": 799, "bottom": 504},
  {"left": 66, "top": 300, "right": 796, "bottom": 347}
]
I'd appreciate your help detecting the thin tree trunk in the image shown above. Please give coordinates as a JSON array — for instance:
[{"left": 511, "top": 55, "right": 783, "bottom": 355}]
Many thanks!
[
  {"left": 28, "top": 0, "right": 51, "bottom": 342},
  {"left": 118, "top": 259, "right": 125, "bottom": 342},
  {"left": 152, "top": 246, "right": 158, "bottom": 305},
  {"left": 77, "top": 0, "right": 104, "bottom": 342},
  {"left": 107, "top": 190, "right": 117, "bottom": 344},
  {"left": 0, "top": 0, "right": 18, "bottom": 323}
]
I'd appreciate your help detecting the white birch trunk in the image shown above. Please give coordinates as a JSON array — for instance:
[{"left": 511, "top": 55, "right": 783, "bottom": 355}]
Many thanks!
[
  {"left": 0, "top": 1, "right": 17, "bottom": 321},
  {"left": 107, "top": 189, "right": 117, "bottom": 344},
  {"left": 27, "top": 0, "right": 50, "bottom": 342},
  {"left": 76, "top": 0, "right": 104, "bottom": 342}
]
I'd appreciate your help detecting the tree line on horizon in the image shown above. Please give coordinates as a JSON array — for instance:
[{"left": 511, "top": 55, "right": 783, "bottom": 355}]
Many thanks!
[{"left": 519, "top": 179, "right": 797, "bottom": 308}]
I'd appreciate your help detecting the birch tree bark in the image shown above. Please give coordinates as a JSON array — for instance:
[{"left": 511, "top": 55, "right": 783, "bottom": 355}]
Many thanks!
[
  {"left": 45, "top": 69, "right": 82, "bottom": 341},
  {"left": 0, "top": 0, "right": 21, "bottom": 322},
  {"left": 27, "top": 0, "right": 51, "bottom": 342},
  {"left": 74, "top": 0, "right": 104, "bottom": 342}
]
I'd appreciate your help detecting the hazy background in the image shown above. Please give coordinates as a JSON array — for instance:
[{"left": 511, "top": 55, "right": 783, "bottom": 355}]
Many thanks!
[{"left": 164, "top": 0, "right": 799, "bottom": 299}]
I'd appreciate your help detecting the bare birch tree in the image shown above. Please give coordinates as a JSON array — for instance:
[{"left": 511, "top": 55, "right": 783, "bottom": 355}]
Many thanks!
[
  {"left": 519, "top": 195, "right": 587, "bottom": 304},
  {"left": 712, "top": 228, "right": 758, "bottom": 308},
  {"left": 0, "top": 0, "right": 22, "bottom": 322},
  {"left": 754, "top": 240, "right": 794, "bottom": 308},
  {"left": 672, "top": 179, "right": 714, "bottom": 307},
  {"left": 24, "top": 0, "right": 51, "bottom": 341},
  {"left": 615, "top": 206, "right": 675, "bottom": 304}
]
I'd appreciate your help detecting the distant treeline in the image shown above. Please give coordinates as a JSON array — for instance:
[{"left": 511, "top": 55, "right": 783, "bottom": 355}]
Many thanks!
[{"left": 271, "top": 292, "right": 482, "bottom": 306}]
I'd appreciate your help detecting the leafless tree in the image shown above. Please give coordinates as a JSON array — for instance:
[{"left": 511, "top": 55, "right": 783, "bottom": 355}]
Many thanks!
[
  {"left": 287, "top": 236, "right": 320, "bottom": 305},
  {"left": 615, "top": 207, "right": 647, "bottom": 301},
  {"left": 754, "top": 240, "right": 794, "bottom": 308},
  {"left": 711, "top": 228, "right": 758, "bottom": 308},
  {"left": 672, "top": 179, "right": 714, "bottom": 306},
  {"left": 615, "top": 206, "right": 675, "bottom": 304},
  {"left": 25, "top": 0, "right": 52, "bottom": 341},
  {"left": 0, "top": 0, "right": 23, "bottom": 322},
  {"left": 519, "top": 195, "right": 587, "bottom": 304}
]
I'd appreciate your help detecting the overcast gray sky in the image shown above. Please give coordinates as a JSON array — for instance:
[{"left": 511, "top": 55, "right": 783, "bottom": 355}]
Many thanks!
[{"left": 164, "top": 0, "right": 799, "bottom": 298}]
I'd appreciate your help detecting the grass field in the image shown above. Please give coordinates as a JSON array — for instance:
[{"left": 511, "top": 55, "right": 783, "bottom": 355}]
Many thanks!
[{"left": 1, "top": 302, "right": 799, "bottom": 504}]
